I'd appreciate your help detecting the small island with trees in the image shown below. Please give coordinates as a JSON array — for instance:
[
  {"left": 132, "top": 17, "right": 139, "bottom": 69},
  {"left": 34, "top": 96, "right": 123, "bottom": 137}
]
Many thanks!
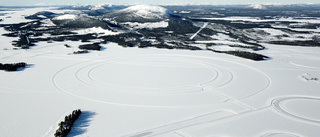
[
  {"left": 0, "top": 62, "right": 27, "bottom": 71},
  {"left": 54, "top": 109, "right": 82, "bottom": 137}
]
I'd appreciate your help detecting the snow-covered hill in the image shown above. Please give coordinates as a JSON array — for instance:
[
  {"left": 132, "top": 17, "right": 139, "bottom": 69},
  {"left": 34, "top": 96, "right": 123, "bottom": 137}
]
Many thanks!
[
  {"left": 121, "top": 5, "right": 173, "bottom": 18},
  {"left": 247, "top": 4, "right": 267, "bottom": 10},
  {"left": 53, "top": 14, "right": 78, "bottom": 20},
  {"left": 104, "top": 5, "right": 173, "bottom": 22},
  {"left": 89, "top": 3, "right": 114, "bottom": 10}
]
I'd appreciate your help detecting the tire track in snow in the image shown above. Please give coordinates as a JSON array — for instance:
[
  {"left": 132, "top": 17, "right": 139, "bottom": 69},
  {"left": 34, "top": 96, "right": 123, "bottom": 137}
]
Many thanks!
[
  {"left": 123, "top": 110, "right": 236, "bottom": 137},
  {"left": 272, "top": 96, "right": 320, "bottom": 124},
  {"left": 124, "top": 106, "right": 274, "bottom": 137}
]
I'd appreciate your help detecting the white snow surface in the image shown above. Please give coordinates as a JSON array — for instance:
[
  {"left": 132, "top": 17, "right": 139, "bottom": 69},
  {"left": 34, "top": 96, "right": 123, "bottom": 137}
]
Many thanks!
[
  {"left": 207, "top": 45, "right": 241, "bottom": 51},
  {"left": 211, "top": 33, "right": 236, "bottom": 41},
  {"left": 259, "top": 28, "right": 288, "bottom": 35},
  {"left": 90, "top": 3, "right": 113, "bottom": 10},
  {"left": 203, "top": 16, "right": 320, "bottom": 23},
  {"left": 121, "top": 21, "right": 169, "bottom": 29},
  {"left": 179, "top": 11, "right": 191, "bottom": 14},
  {"left": 120, "top": 5, "right": 173, "bottom": 18},
  {"left": 53, "top": 14, "right": 77, "bottom": 20},
  {"left": 248, "top": 4, "right": 267, "bottom": 10},
  {"left": 0, "top": 8, "right": 51, "bottom": 24},
  {"left": 1, "top": 7, "right": 320, "bottom": 137},
  {"left": 72, "top": 27, "right": 120, "bottom": 35},
  {"left": 40, "top": 19, "right": 56, "bottom": 27},
  {"left": 195, "top": 40, "right": 253, "bottom": 47}
]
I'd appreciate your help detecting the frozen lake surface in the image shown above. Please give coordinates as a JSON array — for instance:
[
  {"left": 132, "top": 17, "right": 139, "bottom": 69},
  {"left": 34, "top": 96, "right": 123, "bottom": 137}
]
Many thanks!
[{"left": 0, "top": 7, "right": 320, "bottom": 137}]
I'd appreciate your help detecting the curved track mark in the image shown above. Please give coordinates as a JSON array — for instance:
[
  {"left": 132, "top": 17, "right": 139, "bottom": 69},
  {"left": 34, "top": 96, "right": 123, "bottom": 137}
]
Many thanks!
[{"left": 272, "top": 96, "right": 320, "bottom": 124}]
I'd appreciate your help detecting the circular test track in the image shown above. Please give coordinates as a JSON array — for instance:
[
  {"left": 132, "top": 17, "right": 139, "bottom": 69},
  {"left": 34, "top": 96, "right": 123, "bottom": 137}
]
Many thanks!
[{"left": 52, "top": 54, "right": 270, "bottom": 107}]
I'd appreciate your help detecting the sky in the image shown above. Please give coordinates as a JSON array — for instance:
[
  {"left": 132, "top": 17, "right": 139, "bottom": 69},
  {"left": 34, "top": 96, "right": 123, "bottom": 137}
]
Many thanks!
[{"left": 0, "top": 0, "right": 319, "bottom": 6}]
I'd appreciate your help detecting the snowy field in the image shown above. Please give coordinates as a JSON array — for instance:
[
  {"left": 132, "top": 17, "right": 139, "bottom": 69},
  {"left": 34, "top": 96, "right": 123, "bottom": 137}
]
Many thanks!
[{"left": 1, "top": 7, "right": 320, "bottom": 137}]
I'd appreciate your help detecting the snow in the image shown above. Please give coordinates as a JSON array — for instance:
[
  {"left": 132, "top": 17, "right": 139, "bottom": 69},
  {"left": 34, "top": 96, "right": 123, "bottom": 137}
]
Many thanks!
[
  {"left": 72, "top": 27, "right": 120, "bottom": 36},
  {"left": 0, "top": 7, "right": 73, "bottom": 24},
  {"left": 40, "top": 19, "right": 56, "bottom": 27},
  {"left": 203, "top": 16, "right": 320, "bottom": 23},
  {"left": 37, "top": 15, "right": 47, "bottom": 19},
  {"left": 206, "top": 45, "right": 245, "bottom": 51},
  {"left": 195, "top": 40, "right": 253, "bottom": 47},
  {"left": 211, "top": 33, "right": 236, "bottom": 41},
  {"left": 258, "top": 28, "right": 288, "bottom": 36},
  {"left": 53, "top": 14, "right": 77, "bottom": 20},
  {"left": 0, "top": 8, "right": 48, "bottom": 24},
  {"left": 247, "top": 4, "right": 267, "bottom": 10},
  {"left": 1, "top": 7, "right": 320, "bottom": 137},
  {"left": 0, "top": 27, "right": 18, "bottom": 50},
  {"left": 121, "top": 21, "right": 169, "bottom": 29},
  {"left": 179, "top": 11, "right": 191, "bottom": 14},
  {"left": 120, "top": 5, "right": 173, "bottom": 18},
  {"left": 291, "top": 28, "right": 320, "bottom": 33},
  {"left": 90, "top": 3, "right": 113, "bottom": 10},
  {"left": 90, "top": 5, "right": 104, "bottom": 10}
]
